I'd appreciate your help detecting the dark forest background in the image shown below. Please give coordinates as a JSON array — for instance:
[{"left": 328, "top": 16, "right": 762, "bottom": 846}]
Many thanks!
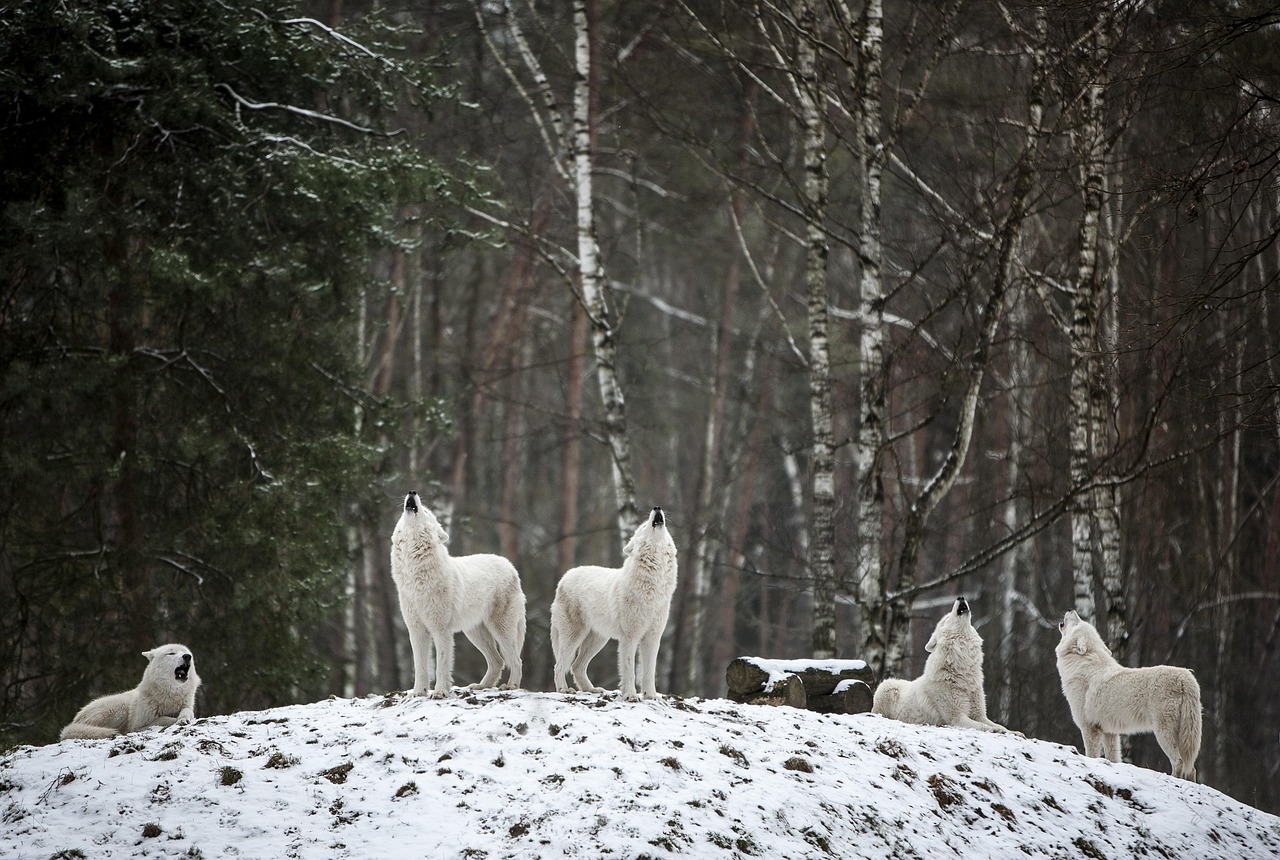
[{"left": 3, "top": 0, "right": 1278, "bottom": 814}]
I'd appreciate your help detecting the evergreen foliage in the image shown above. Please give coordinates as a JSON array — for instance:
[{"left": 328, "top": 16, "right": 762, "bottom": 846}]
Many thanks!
[{"left": 0, "top": 0, "right": 457, "bottom": 744}]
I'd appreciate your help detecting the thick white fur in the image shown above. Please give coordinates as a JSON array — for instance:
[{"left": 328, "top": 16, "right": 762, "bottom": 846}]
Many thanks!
[
  {"left": 872, "top": 598, "right": 1015, "bottom": 733},
  {"left": 60, "top": 645, "right": 200, "bottom": 740},
  {"left": 551, "top": 508, "right": 678, "bottom": 701},
  {"left": 390, "top": 492, "right": 526, "bottom": 698},
  {"left": 1056, "top": 610, "right": 1201, "bottom": 781}
]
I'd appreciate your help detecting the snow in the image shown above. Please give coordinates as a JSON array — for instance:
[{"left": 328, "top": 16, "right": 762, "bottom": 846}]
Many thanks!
[
  {"left": 2, "top": 690, "right": 1277, "bottom": 860},
  {"left": 740, "top": 657, "right": 867, "bottom": 693}
]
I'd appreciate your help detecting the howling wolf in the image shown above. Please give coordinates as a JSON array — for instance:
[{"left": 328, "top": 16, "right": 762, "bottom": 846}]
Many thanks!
[
  {"left": 60, "top": 645, "right": 200, "bottom": 740},
  {"left": 872, "top": 597, "right": 1016, "bottom": 733},
  {"left": 390, "top": 491, "right": 526, "bottom": 698},
  {"left": 551, "top": 507, "right": 678, "bottom": 701},
  {"left": 1056, "top": 610, "right": 1201, "bottom": 780}
]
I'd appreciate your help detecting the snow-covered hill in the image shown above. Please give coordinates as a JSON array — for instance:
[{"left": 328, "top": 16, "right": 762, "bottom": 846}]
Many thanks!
[{"left": 2, "top": 691, "right": 1276, "bottom": 859}]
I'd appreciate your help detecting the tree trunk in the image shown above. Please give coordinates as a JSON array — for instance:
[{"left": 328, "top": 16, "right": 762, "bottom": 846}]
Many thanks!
[
  {"left": 850, "top": 0, "right": 889, "bottom": 673},
  {"left": 558, "top": 297, "right": 587, "bottom": 575},
  {"left": 793, "top": 0, "right": 837, "bottom": 660},
  {"left": 1069, "top": 16, "right": 1113, "bottom": 632},
  {"left": 574, "top": 0, "right": 638, "bottom": 553}
]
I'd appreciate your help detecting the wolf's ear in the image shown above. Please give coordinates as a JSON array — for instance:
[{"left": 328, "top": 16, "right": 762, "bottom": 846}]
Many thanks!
[
  {"left": 142, "top": 648, "right": 157, "bottom": 661},
  {"left": 924, "top": 632, "right": 938, "bottom": 653},
  {"left": 435, "top": 523, "right": 450, "bottom": 545},
  {"left": 1070, "top": 634, "right": 1088, "bottom": 656},
  {"left": 622, "top": 535, "right": 637, "bottom": 558}
]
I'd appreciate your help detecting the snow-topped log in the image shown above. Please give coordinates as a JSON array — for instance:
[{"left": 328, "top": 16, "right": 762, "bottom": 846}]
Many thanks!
[{"left": 726, "top": 657, "right": 875, "bottom": 715}]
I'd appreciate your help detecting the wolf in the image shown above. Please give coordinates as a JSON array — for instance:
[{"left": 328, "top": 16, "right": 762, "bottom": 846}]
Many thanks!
[
  {"left": 1055, "top": 610, "right": 1201, "bottom": 780},
  {"left": 390, "top": 491, "right": 526, "bottom": 698},
  {"left": 60, "top": 645, "right": 200, "bottom": 740},
  {"left": 872, "top": 597, "right": 1016, "bottom": 733},
  {"left": 551, "top": 507, "right": 678, "bottom": 701}
]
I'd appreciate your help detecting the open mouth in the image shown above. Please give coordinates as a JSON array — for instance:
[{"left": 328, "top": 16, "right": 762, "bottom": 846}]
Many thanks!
[
  {"left": 651, "top": 506, "right": 664, "bottom": 527},
  {"left": 405, "top": 491, "right": 419, "bottom": 513},
  {"left": 174, "top": 665, "right": 190, "bottom": 681},
  {"left": 956, "top": 596, "right": 970, "bottom": 615}
]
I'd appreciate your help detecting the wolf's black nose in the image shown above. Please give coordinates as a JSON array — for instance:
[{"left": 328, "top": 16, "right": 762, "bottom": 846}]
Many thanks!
[
  {"left": 652, "top": 506, "right": 664, "bottom": 526},
  {"left": 182, "top": 654, "right": 192, "bottom": 664}
]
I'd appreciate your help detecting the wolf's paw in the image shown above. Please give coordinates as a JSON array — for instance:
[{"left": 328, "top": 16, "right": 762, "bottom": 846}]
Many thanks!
[
  {"left": 424, "top": 688, "right": 451, "bottom": 699},
  {"left": 621, "top": 691, "right": 641, "bottom": 702}
]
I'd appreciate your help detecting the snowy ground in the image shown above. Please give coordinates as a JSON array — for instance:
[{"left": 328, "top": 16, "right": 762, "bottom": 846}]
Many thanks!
[{"left": 2, "top": 691, "right": 1277, "bottom": 860}]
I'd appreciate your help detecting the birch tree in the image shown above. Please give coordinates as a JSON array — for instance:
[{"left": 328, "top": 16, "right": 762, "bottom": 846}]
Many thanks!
[
  {"left": 845, "top": 0, "right": 889, "bottom": 669},
  {"left": 791, "top": 0, "right": 838, "bottom": 659},
  {"left": 1067, "top": 11, "right": 1125, "bottom": 650},
  {"left": 476, "top": 0, "right": 639, "bottom": 552}
]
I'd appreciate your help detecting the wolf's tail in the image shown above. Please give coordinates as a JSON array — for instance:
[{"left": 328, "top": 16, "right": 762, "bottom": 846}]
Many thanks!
[{"left": 1173, "top": 670, "right": 1202, "bottom": 781}]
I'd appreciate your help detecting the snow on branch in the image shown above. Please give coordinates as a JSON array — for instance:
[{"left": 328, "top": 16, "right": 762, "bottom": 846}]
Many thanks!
[{"left": 215, "top": 84, "right": 404, "bottom": 137}]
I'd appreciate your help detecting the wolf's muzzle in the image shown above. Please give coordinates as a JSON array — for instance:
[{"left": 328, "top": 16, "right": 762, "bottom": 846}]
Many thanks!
[
  {"left": 175, "top": 655, "right": 192, "bottom": 681},
  {"left": 956, "top": 596, "right": 969, "bottom": 615},
  {"left": 405, "top": 491, "right": 419, "bottom": 513},
  {"left": 651, "top": 506, "right": 664, "bottom": 527}
]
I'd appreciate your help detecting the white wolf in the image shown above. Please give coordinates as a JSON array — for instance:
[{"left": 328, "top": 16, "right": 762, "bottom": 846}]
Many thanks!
[
  {"left": 1055, "top": 610, "right": 1201, "bottom": 781},
  {"left": 390, "top": 491, "right": 526, "bottom": 698},
  {"left": 60, "top": 645, "right": 200, "bottom": 740},
  {"left": 872, "top": 597, "right": 1016, "bottom": 733},
  {"left": 551, "top": 507, "right": 678, "bottom": 701}
]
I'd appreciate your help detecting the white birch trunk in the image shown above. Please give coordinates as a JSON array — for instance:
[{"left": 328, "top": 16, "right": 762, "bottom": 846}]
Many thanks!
[
  {"left": 573, "top": 0, "right": 638, "bottom": 552},
  {"left": 851, "top": 0, "right": 888, "bottom": 669},
  {"left": 1069, "top": 20, "right": 1110, "bottom": 627},
  {"left": 1095, "top": 168, "right": 1126, "bottom": 653},
  {"left": 794, "top": 0, "right": 837, "bottom": 659}
]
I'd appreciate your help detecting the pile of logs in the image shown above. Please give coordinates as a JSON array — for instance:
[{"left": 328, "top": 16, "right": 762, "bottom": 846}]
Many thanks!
[{"left": 726, "top": 657, "right": 876, "bottom": 715}]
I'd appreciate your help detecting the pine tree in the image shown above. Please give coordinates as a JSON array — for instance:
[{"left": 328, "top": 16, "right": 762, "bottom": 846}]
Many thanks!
[{"left": 0, "top": 0, "right": 462, "bottom": 743}]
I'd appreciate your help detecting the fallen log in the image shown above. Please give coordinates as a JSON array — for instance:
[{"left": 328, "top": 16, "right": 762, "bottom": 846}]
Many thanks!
[{"left": 726, "top": 657, "right": 875, "bottom": 714}]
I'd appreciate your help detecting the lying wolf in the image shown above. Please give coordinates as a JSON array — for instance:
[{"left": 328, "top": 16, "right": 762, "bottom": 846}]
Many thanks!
[
  {"left": 60, "top": 645, "right": 200, "bottom": 740},
  {"left": 1056, "top": 610, "right": 1201, "bottom": 780},
  {"left": 873, "top": 597, "right": 1016, "bottom": 733}
]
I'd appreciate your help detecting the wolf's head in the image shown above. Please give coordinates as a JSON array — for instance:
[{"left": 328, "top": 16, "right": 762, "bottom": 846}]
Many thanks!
[
  {"left": 622, "top": 506, "right": 676, "bottom": 562},
  {"left": 1056, "top": 610, "right": 1109, "bottom": 659},
  {"left": 397, "top": 491, "right": 449, "bottom": 547},
  {"left": 925, "top": 597, "right": 975, "bottom": 653},
  {"left": 142, "top": 644, "right": 199, "bottom": 689}
]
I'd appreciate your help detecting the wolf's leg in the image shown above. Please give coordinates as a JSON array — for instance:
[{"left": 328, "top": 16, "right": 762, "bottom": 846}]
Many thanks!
[
  {"left": 407, "top": 623, "right": 434, "bottom": 696},
  {"left": 491, "top": 611, "right": 525, "bottom": 690},
  {"left": 550, "top": 610, "right": 576, "bottom": 693},
  {"left": 1081, "top": 725, "right": 1106, "bottom": 758},
  {"left": 617, "top": 636, "right": 640, "bottom": 701},
  {"left": 637, "top": 628, "right": 663, "bottom": 700},
  {"left": 572, "top": 631, "right": 609, "bottom": 694},
  {"left": 1153, "top": 724, "right": 1197, "bottom": 780},
  {"left": 1101, "top": 733, "right": 1122, "bottom": 762},
  {"left": 465, "top": 624, "right": 504, "bottom": 689},
  {"left": 431, "top": 630, "right": 455, "bottom": 698},
  {"left": 953, "top": 715, "right": 1009, "bottom": 733}
]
